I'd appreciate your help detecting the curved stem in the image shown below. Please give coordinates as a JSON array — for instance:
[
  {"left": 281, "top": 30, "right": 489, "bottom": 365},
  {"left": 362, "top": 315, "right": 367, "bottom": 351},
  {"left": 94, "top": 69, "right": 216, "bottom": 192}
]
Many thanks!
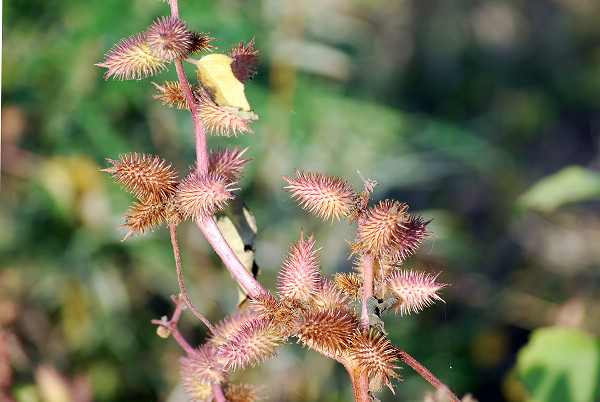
[
  {"left": 212, "top": 383, "right": 227, "bottom": 402},
  {"left": 171, "top": 19, "right": 263, "bottom": 301},
  {"left": 394, "top": 346, "right": 460, "bottom": 402},
  {"left": 169, "top": 223, "right": 219, "bottom": 334},
  {"left": 197, "top": 215, "right": 264, "bottom": 299}
]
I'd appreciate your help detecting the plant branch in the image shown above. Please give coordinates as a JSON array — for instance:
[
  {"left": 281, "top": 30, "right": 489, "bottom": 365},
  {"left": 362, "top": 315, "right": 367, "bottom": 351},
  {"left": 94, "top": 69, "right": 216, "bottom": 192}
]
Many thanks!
[
  {"left": 339, "top": 358, "right": 370, "bottom": 402},
  {"left": 174, "top": 59, "right": 208, "bottom": 172},
  {"left": 394, "top": 346, "right": 461, "bottom": 402},
  {"left": 170, "top": 7, "right": 263, "bottom": 309},
  {"left": 168, "top": 0, "right": 179, "bottom": 19},
  {"left": 169, "top": 223, "right": 219, "bottom": 334},
  {"left": 212, "top": 383, "right": 226, "bottom": 402},
  {"left": 360, "top": 253, "right": 374, "bottom": 329},
  {"left": 197, "top": 215, "right": 264, "bottom": 299},
  {"left": 151, "top": 295, "right": 195, "bottom": 355}
]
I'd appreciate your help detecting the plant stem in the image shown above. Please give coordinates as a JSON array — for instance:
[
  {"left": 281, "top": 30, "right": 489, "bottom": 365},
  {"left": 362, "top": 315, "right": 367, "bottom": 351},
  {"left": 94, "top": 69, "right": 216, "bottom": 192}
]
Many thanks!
[
  {"left": 151, "top": 296, "right": 195, "bottom": 355},
  {"left": 172, "top": 28, "right": 262, "bottom": 301},
  {"left": 212, "top": 383, "right": 226, "bottom": 402},
  {"left": 168, "top": 0, "right": 179, "bottom": 19},
  {"left": 197, "top": 215, "right": 264, "bottom": 299},
  {"left": 394, "top": 346, "right": 461, "bottom": 402},
  {"left": 360, "top": 254, "right": 374, "bottom": 329},
  {"left": 171, "top": 21, "right": 259, "bottom": 300},
  {"left": 169, "top": 223, "right": 219, "bottom": 335},
  {"left": 174, "top": 59, "right": 209, "bottom": 172},
  {"left": 340, "top": 359, "right": 370, "bottom": 402}
]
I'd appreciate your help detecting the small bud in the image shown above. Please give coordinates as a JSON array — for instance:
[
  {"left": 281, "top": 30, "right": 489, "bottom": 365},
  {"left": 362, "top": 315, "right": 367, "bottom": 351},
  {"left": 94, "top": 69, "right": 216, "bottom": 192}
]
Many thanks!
[{"left": 156, "top": 325, "right": 171, "bottom": 338}]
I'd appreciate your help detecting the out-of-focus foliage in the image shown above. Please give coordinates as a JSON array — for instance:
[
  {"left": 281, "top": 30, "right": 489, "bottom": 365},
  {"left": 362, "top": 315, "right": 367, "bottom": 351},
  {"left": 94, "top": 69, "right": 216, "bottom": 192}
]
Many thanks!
[
  {"left": 516, "top": 327, "right": 600, "bottom": 402},
  {"left": 3, "top": 0, "right": 600, "bottom": 401},
  {"left": 516, "top": 165, "right": 600, "bottom": 213}
]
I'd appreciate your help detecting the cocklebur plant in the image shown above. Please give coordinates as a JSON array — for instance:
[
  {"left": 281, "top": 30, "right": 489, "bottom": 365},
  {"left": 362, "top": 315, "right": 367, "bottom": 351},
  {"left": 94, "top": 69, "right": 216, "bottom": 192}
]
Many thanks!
[{"left": 97, "top": 1, "right": 470, "bottom": 401}]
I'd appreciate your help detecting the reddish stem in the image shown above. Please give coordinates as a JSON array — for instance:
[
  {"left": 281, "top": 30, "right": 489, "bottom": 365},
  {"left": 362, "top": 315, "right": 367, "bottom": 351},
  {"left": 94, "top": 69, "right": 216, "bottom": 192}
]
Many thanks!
[
  {"left": 212, "top": 383, "right": 227, "bottom": 402},
  {"left": 339, "top": 359, "right": 370, "bottom": 402},
  {"left": 171, "top": 19, "right": 260, "bottom": 301},
  {"left": 394, "top": 346, "right": 460, "bottom": 402},
  {"left": 173, "top": 59, "right": 208, "bottom": 172},
  {"left": 168, "top": 0, "right": 179, "bottom": 19},
  {"left": 197, "top": 215, "right": 264, "bottom": 299},
  {"left": 151, "top": 296, "right": 195, "bottom": 355}
]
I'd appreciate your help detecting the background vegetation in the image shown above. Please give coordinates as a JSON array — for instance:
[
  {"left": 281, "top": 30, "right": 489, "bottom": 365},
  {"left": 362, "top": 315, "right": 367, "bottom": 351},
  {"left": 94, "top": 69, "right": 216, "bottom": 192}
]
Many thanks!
[{"left": 3, "top": 0, "right": 600, "bottom": 401}]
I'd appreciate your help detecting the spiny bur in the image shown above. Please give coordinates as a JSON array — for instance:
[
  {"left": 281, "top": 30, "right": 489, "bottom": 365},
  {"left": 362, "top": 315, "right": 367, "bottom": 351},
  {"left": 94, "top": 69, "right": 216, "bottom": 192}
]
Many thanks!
[
  {"left": 176, "top": 171, "right": 237, "bottom": 220},
  {"left": 101, "top": 153, "right": 178, "bottom": 202},
  {"left": 385, "top": 270, "right": 447, "bottom": 316},
  {"left": 283, "top": 170, "right": 357, "bottom": 222},
  {"left": 147, "top": 16, "right": 193, "bottom": 62},
  {"left": 208, "top": 146, "right": 251, "bottom": 182},
  {"left": 277, "top": 232, "right": 322, "bottom": 303},
  {"left": 227, "top": 38, "right": 261, "bottom": 84},
  {"left": 196, "top": 91, "right": 257, "bottom": 137},
  {"left": 356, "top": 199, "right": 409, "bottom": 259},
  {"left": 348, "top": 329, "right": 401, "bottom": 394}
]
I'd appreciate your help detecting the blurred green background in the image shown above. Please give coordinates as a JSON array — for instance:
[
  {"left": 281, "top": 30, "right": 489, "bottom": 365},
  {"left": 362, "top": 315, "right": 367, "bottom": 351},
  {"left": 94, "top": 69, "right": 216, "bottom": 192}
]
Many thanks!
[{"left": 3, "top": 0, "right": 600, "bottom": 401}]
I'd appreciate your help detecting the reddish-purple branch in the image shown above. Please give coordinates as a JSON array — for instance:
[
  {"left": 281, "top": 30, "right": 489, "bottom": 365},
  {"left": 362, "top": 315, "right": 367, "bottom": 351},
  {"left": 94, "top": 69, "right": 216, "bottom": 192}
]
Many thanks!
[
  {"left": 174, "top": 59, "right": 209, "bottom": 172},
  {"left": 169, "top": 10, "right": 264, "bottom": 301},
  {"left": 339, "top": 358, "right": 370, "bottom": 402},
  {"left": 168, "top": 0, "right": 179, "bottom": 19},
  {"left": 395, "top": 346, "right": 461, "bottom": 402},
  {"left": 197, "top": 215, "right": 264, "bottom": 299},
  {"left": 212, "top": 383, "right": 226, "bottom": 402},
  {"left": 151, "top": 296, "right": 195, "bottom": 355}
]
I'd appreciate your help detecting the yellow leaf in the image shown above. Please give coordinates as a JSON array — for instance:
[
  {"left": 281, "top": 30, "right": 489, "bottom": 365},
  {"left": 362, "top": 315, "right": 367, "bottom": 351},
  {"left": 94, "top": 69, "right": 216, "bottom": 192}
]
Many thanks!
[{"left": 196, "top": 53, "right": 251, "bottom": 111}]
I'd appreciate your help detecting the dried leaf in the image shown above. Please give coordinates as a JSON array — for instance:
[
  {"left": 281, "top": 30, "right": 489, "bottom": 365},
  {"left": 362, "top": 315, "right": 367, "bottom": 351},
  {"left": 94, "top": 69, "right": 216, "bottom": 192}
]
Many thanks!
[{"left": 196, "top": 53, "right": 251, "bottom": 111}]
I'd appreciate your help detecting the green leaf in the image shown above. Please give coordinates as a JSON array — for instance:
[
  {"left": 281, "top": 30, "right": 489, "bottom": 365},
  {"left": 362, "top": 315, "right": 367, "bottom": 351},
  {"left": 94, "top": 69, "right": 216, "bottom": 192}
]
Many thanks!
[
  {"left": 516, "top": 327, "right": 600, "bottom": 402},
  {"left": 516, "top": 165, "right": 600, "bottom": 213}
]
